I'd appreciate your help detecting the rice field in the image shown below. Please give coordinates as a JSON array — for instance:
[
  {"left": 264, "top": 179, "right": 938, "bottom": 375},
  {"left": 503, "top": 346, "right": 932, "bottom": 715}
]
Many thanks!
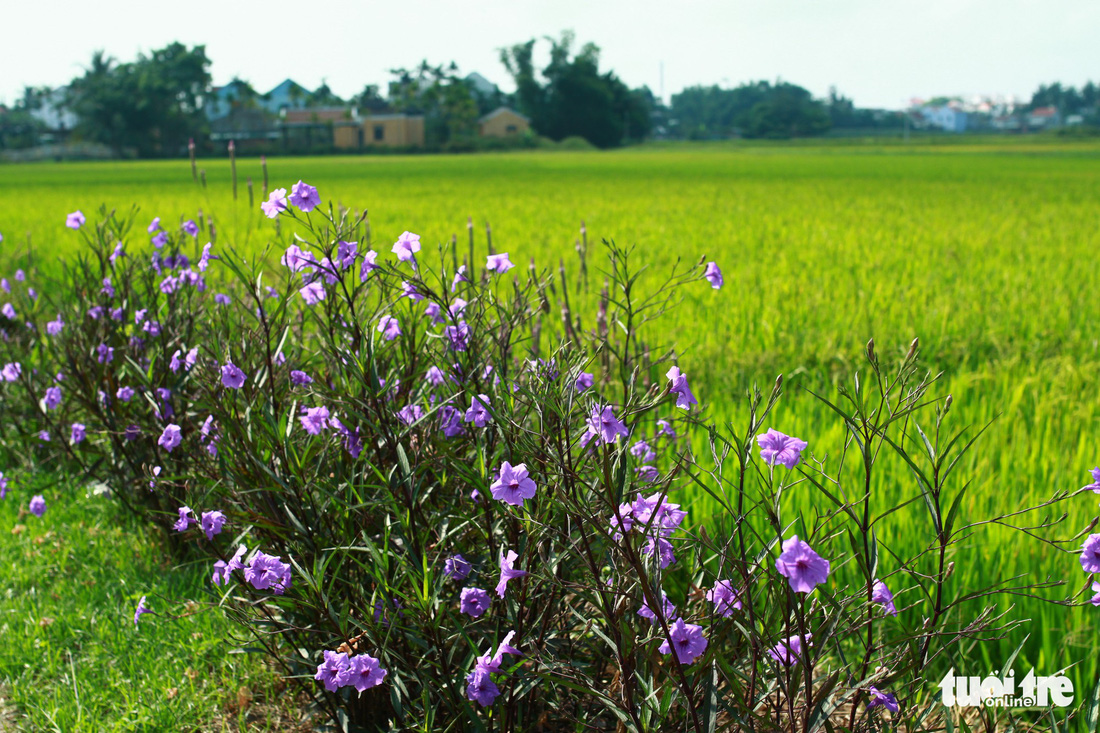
[{"left": 3, "top": 137, "right": 1100, "bottom": 718}]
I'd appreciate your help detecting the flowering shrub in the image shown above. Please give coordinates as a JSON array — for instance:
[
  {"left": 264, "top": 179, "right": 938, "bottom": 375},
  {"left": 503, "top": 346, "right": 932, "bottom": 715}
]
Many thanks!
[{"left": 1, "top": 184, "right": 1091, "bottom": 731}]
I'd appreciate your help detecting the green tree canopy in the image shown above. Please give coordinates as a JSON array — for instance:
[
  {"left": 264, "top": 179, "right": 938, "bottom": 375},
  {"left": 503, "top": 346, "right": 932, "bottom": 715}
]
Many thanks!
[
  {"left": 670, "top": 80, "right": 830, "bottom": 139},
  {"left": 500, "top": 31, "right": 652, "bottom": 148},
  {"left": 67, "top": 43, "right": 211, "bottom": 157}
]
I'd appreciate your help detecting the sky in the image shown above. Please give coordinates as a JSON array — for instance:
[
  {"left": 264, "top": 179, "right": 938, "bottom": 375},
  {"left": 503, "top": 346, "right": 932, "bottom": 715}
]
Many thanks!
[{"left": 3, "top": 0, "right": 1098, "bottom": 110}]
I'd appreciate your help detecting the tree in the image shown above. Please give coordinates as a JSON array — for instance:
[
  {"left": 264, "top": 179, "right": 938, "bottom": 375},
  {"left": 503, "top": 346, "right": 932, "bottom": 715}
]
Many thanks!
[
  {"left": 387, "top": 62, "right": 479, "bottom": 146},
  {"left": 308, "top": 81, "right": 344, "bottom": 107},
  {"left": 500, "top": 31, "right": 652, "bottom": 148},
  {"left": 669, "top": 81, "right": 830, "bottom": 139},
  {"left": 67, "top": 43, "right": 211, "bottom": 157}
]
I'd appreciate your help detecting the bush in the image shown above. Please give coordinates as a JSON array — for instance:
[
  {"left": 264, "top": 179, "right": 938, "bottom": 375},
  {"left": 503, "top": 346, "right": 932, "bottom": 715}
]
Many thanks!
[{"left": 0, "top": 185, "right": 1090, "bottom": 732}]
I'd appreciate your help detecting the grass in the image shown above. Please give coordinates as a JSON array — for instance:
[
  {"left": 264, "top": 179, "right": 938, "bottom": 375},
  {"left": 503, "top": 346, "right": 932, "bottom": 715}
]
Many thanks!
[
  {"left": 0, "top": 476, "right": 314, "bottom": 732},
  {"left": 2, "top": 136, "right": 1099, "bottom": 719}
]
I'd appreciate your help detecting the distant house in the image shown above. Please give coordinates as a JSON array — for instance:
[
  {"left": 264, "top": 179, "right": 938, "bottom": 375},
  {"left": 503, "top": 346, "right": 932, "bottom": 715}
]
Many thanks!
[
  {"left": 206, "top": 80, "right": 257, "bottom": 121},
  {"left": 918, "top": 105, "right": 968, "bottom": 133},
  {"left": 210, "top": 109, "right": 280, "bottom": 147},
  {"left": 262, "top": 79, "right": 311, "bottom": 114},
  {"left": 991, "top": 115, "right": 1023, "bottom": 131},
  {"left": 1027, "top": 106, "right": 1061, "bottom": 130},
  {"left": 278, "top": 107, "right": 359, "bottom": 149},
  {"left": 333, "top": 114, "right": 425, "bottom": 149},
  {"left": 478, "top": 107, "right": 530, "bottom": 138}
]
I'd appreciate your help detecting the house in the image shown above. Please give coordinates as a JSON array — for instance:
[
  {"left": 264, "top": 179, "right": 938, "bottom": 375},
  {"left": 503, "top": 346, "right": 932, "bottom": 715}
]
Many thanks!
[
  {"left": 262, "top": 79, "right": 311, "bottom": 114},
  {"left": 334, "top": 114, "right": 425, "bottom": 149},
  {"left": 1027, "top": 106, "right": 1061, "bottom": 130},
  {"left": 210, "top": 109, "right": 280, "bottom": 147},
  {"left": 918, "top": 105, "right": 968, "bottom": 133},
  {"left": 478, "top": 107, "right": 530, "bottom": 138}
]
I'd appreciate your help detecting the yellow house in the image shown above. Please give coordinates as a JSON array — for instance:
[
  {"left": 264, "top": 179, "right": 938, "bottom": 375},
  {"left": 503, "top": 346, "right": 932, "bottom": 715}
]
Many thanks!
[
  {"left": 478, "top": 107, "right": 530, "bottom": 138},
  {"left": 334, "top": 114, "right": 426, "bottom": 149}
]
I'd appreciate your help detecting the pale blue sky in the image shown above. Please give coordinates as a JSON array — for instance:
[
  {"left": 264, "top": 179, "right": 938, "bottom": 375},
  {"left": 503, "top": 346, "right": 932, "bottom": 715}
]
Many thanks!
[{"left": 4, "top": 0, "right": 1098, "bottom": 109}]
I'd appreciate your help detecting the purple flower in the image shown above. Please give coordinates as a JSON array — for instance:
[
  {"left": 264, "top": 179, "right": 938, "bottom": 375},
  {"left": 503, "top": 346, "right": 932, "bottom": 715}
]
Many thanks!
[
  {"left": 201, "top": 510, "right": 226, "bottom": 540},
  {"left": 158, "top": 424, "right": 182, "bottom": 452},
  {"left": 314, "top": 650, "right": 351, "bottom": 692},
  {"left": 1091, "top": 580, "right": 1100, "bottom": 606},
  {"left": 1081, "top": 534, "right": 1100, "bottom": 573},
  {"left": 0, "top": 303, "right": 14, "bottom": 320},
  {"left": 221, "top": 362, "right": 246, "bottom": 389},
  {"left": 143, "top": 320, "right": 161, "bottom": 336},
  {"left": 0, "top": 473, "right": 7, "bottom": 500},
  {"left": 485, "top": 253, "right": 514, "bottom": 273},
  {"left": 464, "top": 394, "right": 492, "bottom": 428},
  {"left": 300, "top": 406, "right": 331, "bottom": 435},
  {"left": 444, "top": 321, "right": 469, "bottom": 351},
  {"left": 451, "top": 264, "right": 468, "bottom": 292},
  {"left": 636, "top": 465, "right": 660, "bottom": 483},
  {"left": 424, "top": 302, "right": 444, "bottom": 324},
  {"left": 775, "top": 535, "right": 830, "bottom": 594},
  {"left": 43, "top": 386, "right": 62, "bottom": 410},
  {"left": 214, "top": 293, "right": 231, "bottom": 306},
  {"left": 704, "top": 261, "right": 723, "bottom": 289},
  {"left": 335, "top": 240, "right": 357, "bottom": 269},
  {"left": 212, "top": 544, "right": 247, "bottom": 586},
  {"left": 134, "top": 596, "right": 151, "bottom": 626},
  {"left": 0, "top": 362, "right": 19, "bottom": 382},
  {"left": 29, "top": 494, "right": 47, "bottom": 517},
  {"left": 174, "top": 506, "right": 196, "bottom": 532},
  {"left": 345, "top": 653, "right": 387, "bottom": 692},
  {"left": 665, "top": 366, "right": 698, "bottom": 409},
  {"left": 290, "top": 370, "right": 312, "bottom": 386},
  {"left": 71, "top": 423, "right": 86, "bottom": 445},
  {"left": 96, "top": 344, "right": 114, "bottom": 363},
  {"left": 867, "top": 686, "right": 900, "bottom": 712},
  {"left": 460, "top": 587, "right": 491, "bottom": 618},
  {"left": 113, "top": 385, "right": 134, "bottom": 403},
  {"left": 768, "top": 634, "right": 812, "bottom": 666},
  {"left": 66, "top": 211, "right": 85, "bottom": 229},
  {"left": 397, "top": 404, "right": 424, "bottom": 425},
  {"left": 445, "top": 554, "right": 473, "bottom": 581},
  {"left": 638, "top": 591, "right": 675, "bottom": 623},
  {"left": 426, "top": 366, "right": 445, "bottom": 386},
  {"left": 377, "top": 315, "right": 401, "bottom": 341},
  {"left": 198, "top": 242, "right": 215, "bottom": 271},
  {"left": 100, "top": 278, "right": 115, "bottom": 298},
  {"left": 147, "top": 217, "right": 162, "bottom": 234},
  {"left": 38, "top": 430, "right": 50, "bottom": 442},
  {"left": 1087, "top": 467, "right": 1100, "bottom": 493},
  {"left": 401, "top": 280, "right": 424, "bottom": 302},
  {"left": 574, "top": 372, "right": 594, "bottom": 391},
  {"left": 490, "top": 461, "right": 537, "bottom": 507},
  {"left": 360, "top": 250, "right": 379, "bottom": 281},
  {"left": 466, "top": 668, "right": 500, "bottom": 706},
  {"left": 243, "top": 551, "right": 292, "bottom": 594},
  {"left": 496, "top": 548, "right": 527, "bottom": 597},
  {"left": 707, "top": 580, "right": 743, "bottom": 617},
  {"left": 281, "top": 244, "right": 314, "bottom": 272},
  {"left": 757, "top": 428, "right": 808, "bottom": 469},
  {"left": 261, "top": 188, "right": 288, "bottom": 218},
  {"left": 289, "top": 180, "right": 321, "bottom": 212},
  {"left": 439, "top": 405, "right": 465, "bottom": 438},
  {"left": 584, "top": 405, "right": 630, "bottom": 446},
  {"left": 392, "top": 231, "right": 421, "bottom": 267},
  {"left": 182, "top": 219, "right": 199, "bottom": 237},
  {"left": 299, "top": 280, "right": 325, "bottom": 305},
  {"left": 88, "top": 305, "right": 103, "bottom": 320},
  {"left": 124, "top": 425, "right": 140, "bottom": 441},
  {"left": 185, "top": 348, "right": 198, "bottom": 371},
  {"left": 630, "top": 439, "right": 656, "bottom": 463},
  {"left": 658, "top": 618, "right": 708, "bottom": 665},
  {"left": 151, "top": 231, "right": 168, "bottom": 249},
  {"left": 46, "top": 316, "right": 64, "bottom": 336},
  {"left": 872, "top": 579, "right": 897, "bottom": 616}
]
